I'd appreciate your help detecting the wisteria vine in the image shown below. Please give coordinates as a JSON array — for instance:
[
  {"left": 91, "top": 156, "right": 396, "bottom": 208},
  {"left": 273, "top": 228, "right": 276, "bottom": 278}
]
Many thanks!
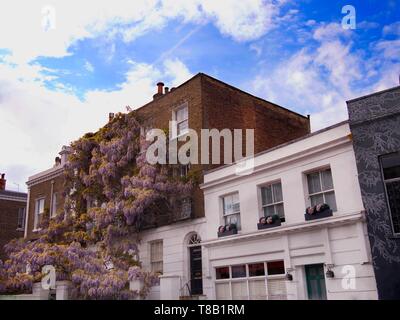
[{"left": 0, "top": 112, "right": 193, "bottom": 299}]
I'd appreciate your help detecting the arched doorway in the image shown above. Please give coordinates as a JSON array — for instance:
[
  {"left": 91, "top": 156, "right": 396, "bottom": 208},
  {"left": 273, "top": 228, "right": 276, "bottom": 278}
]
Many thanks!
[{"left": 188, "top": 233, "right": 203, "bottom": 295}]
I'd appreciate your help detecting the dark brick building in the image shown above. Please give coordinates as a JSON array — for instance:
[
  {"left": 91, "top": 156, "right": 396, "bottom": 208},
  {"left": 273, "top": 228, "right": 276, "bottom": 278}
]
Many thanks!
[
  {"left": 24, "top": 73, "right": 310, "bottom": 236},
  {"left": 134, "top": 73, "right": 310, "bottom": 224},
  {"left": 347, "top": 85, "right": 400, "bottom": 299},
  {"left": 0, "top": 174, "right": 27, "bottom": 260}
]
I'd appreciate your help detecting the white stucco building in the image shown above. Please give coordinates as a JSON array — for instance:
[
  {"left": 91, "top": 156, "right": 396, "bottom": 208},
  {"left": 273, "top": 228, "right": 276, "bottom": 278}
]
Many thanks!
[{"left": 137, "top": 121, "right": 378, "bottom": 300}]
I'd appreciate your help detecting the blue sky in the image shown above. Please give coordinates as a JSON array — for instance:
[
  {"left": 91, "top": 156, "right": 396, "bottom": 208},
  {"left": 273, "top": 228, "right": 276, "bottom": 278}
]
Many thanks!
[{"left": 0, "top": 0, "right": 399, "bottom": 191}]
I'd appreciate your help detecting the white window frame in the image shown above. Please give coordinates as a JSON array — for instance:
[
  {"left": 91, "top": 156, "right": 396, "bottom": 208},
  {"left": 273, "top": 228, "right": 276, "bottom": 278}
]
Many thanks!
[
  {"left": 171, "top": 102, "right": 189, "bottom": 138},
  {"left": 150, "top": 240, "right": 163, "bottom": 274},
  {"left": 33, "top": 197, "right": 45, "bottom": 231},
  {"left": 260, "top": 181, "right": 285, "bottom": 221},
  {"left": 214, "top": 260, "right": 286, "bottom": 300},
  {"left": 51, "top": 192, "right": 57, "bottom": 218},
  {"left": 222, "top": 192, "right": 241, "bottom": 230},
  {"left": 306, "top": 168, "right": 337, "bottom": 211}
]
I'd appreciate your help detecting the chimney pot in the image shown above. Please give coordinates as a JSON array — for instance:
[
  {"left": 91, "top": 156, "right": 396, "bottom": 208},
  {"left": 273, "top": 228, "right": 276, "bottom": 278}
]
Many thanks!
[
  {"left": 109, "top": 112, "right": 115, "bottom": 122},
  {"left": 157, "top": 82, "right": 164, "bottom": 95},
  {"left": 164, "top": 87, "right": 169, "bottom": 94},
  {"left": 0, "top": 173, "right": 6, "bottom": 191}
]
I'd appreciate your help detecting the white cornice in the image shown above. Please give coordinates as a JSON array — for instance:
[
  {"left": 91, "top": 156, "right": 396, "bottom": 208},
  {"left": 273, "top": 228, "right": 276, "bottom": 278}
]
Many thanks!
[
  {"left": 26, "top": 167, "right": 64, "bottom": 187},
  {"left": 0, "top": 194, "right": 27, "bottom": 202},
  {"left": 201, "top": 134, "right": 352, "bottom": 191},
  {"left": 201, "top": 211, "right": 364, "bottom": 247}
]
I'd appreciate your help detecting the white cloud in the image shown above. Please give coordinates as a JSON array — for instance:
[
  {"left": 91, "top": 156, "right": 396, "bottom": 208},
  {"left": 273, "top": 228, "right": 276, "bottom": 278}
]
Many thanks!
[
  {"left": 250, "top": 22, "right": 400, "bottom": 131},
  {"left": 0, "top": 57, "right": 193, "bottom": 191},
  {"left": 0, "top": 0, "right": 285, "bottom": 64},
  {"left": 383, "top": 21, "right": 400, "bottom": 36},
  {"left": 84, "top": 61, "right": 94, "bottom": 73}
]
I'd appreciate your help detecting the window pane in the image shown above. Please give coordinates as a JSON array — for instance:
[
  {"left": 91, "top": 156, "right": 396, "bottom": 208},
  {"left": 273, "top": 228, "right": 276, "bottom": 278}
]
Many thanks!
[
  {"left": 321, "top": 169, "right": 334, "bottom": 190},
  {"left": 231, "top": 265, "right": 246, "bottom": 278},
  {"left": 176, "top": 107, "right": 188, "bottom": 122},
  {"left": 386, "top": 180, "right": 400, "bottom": 234},
  {"left": 307, "top": 172, "right": 321, "bottom": 194},
  {"left": 249, "top": 279, "right": 267, "bottom": 300},
  {"left": 223, "top": 196, "right": 232, "bottom": 215},
  {"left": 178, "top": 120, "right": 188, "bottom": 135},
  {"left": 267, "top": 279, "right": 287, "bottom": 300},
  {"left": 310, "top": 194, "right": 324, "bottom": 207},
  {"left": 381, "top": 152, "right": 400, "bottom": 180},
  {"left": 232, "top": 281, "right": 248, "bottom": 300},
  {"left": 275, "top": 203, "right": 285, "bottom": 220},
  {"left": 224, "top": 213, "right": 241, "bottom": 230},
  {"left": 249, "top": 263, "right": 265, "bottom": 277},
  {"left": 324, "top": 191, "right": 337, "bottom": 211},
  {"left": 272, "top": 183, "right": 283, "bottom": 202},
  {"left": 264, "top": 206, "right": 275, "bottom": 216},
  {"left": 216, "top": 282, "right": 230, "bottom": 300},
  {"left": 261, "top": 186, "right": 273, "bottom": 205},
  {"left": 267, "top": 261, "right": 285, "bottom": 275},
  {"left": 216, "top": 267, "right": 230, "bottom": 279}
]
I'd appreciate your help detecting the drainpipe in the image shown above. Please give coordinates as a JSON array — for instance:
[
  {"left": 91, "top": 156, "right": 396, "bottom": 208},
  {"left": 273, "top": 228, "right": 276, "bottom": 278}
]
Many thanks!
[{"left": 24, "top": 186, "right": 31, "bottom": 238}]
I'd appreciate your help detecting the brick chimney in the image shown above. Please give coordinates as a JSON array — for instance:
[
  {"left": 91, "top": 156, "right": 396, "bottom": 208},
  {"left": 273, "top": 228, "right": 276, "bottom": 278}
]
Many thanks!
[
  {"left": 153, "top": 82, "right": 164, "bottom": 100},
  {"left": 0, "top": 173, "right": 6, "bottom": 191}
]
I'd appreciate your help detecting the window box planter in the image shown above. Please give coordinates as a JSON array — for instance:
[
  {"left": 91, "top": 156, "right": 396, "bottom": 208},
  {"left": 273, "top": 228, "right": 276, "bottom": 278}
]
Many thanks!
[
  {"left": 217, "top": 224, "right": 238, "bottom": 237},
  {"left": 257, "top": 220, "right": 281, "bottom": 230},
  {"left": 257, "top": 214, "right": 282, "bottom": 230},
  {"left": 304, "top": 204, "right": 333, "bottom": 221}
]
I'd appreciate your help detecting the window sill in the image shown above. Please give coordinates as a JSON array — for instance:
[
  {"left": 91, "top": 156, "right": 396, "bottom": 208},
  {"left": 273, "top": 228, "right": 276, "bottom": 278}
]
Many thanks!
[
  {"left": 171, "top": 131, "right": 189, "bottom": 140},
  {"left": 218, "top": 229, "right": 238, "bottom": 237},
  {"left": 32, "top": 228, "right": 42, "bottom": 233},
  {"left": 16, "top": 228, "right": 24, "bottom": 232},
  {"left": 304, "top": 209, "right": 333, "bottom": 221}
]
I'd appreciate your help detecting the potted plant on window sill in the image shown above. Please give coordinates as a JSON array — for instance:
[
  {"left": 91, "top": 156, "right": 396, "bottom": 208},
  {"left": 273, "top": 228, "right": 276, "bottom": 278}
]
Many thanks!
[
  {"left": 217, "top": 223, "right": 238, "bottom": 237},
  {"left": 304, "top": 203, "right": 333, "bottom": 221},
  {"left": 257, "top": 214, "right": 282, "bottom": 230}
]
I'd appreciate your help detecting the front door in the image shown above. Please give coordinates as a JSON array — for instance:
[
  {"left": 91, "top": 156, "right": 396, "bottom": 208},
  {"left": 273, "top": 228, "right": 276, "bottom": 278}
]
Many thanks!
[
  {"left": 189, "top": 246, "right": 203, "bottom": 295},
  {"left": 305, "top": 264, "right": 327, "bottom": 300}
]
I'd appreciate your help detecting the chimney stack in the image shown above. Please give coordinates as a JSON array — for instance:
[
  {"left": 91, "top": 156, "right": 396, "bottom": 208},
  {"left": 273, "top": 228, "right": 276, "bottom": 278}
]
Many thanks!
[
  {"left": 109, "top": 112, "right": 115, "bottom": 122},
  {"left": 54, "top": 156, "right": 62, "bottom": 167},
  {"left": 153, "top": 82, "right": 165, "bottom": 100},
  {"left": 0, "top": 173, "right": 6, "bottom": 191},
  {"left": 157, "top": 82, "right": 164, "bottom": 94},
  {"left": 164, "top": 87, "right": 169, "bottom": 94}
]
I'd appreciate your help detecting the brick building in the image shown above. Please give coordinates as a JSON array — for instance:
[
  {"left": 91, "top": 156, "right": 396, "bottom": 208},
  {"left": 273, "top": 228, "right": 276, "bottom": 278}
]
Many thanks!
[
  {"left": 25, "top": 146, "right": 70, "bottom": 240},
  {"left": 0, "top": 174, "right": 27, "bottom": 260},
  {"left": 23, "top": 73, "right": 310, "bottom": 239},
  {"left": 133, "top": 73, "right": 310, "bottom": 225}
]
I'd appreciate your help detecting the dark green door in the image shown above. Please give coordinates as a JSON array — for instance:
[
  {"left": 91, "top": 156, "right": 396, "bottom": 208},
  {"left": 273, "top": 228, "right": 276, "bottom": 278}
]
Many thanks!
[{"left": 305, "top": 264, "right": 327, "bottom": 300}]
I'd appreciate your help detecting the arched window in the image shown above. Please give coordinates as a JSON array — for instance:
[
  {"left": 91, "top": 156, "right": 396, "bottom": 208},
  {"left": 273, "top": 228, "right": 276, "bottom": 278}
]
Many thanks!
[{"left": 188, "top": 233, "right": 201, "bottom": 245}]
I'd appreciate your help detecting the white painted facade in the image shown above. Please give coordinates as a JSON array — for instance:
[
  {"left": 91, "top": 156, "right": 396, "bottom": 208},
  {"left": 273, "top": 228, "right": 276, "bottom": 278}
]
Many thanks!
[{"left": 138, "top": 121, "right": 378, "bottom": 300}]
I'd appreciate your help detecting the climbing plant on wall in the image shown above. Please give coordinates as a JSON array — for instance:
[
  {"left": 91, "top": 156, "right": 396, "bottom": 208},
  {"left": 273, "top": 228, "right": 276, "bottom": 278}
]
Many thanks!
[{"left": 0, "top": 112, "right": 193, "bottom": 299}]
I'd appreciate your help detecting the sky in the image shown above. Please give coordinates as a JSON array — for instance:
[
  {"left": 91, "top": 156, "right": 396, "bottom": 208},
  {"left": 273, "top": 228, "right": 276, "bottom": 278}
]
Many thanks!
[{"left": 0, "top": 0, "right": 399, "bottom": 192}]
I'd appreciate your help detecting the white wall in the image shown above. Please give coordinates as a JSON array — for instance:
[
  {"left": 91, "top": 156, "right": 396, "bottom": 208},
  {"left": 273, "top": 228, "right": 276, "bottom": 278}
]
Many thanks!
[
  {"left": 138, "top": 217, "right": 206, "bottom": 299},
  {"left": 201, "top": 122, "right": 378, "bottom": 300}
]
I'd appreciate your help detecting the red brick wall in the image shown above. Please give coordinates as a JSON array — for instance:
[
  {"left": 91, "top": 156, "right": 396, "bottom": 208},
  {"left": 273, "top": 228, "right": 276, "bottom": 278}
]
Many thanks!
[
  {"left": 134, "top": 73, "right": 310, "bottom": 221},
  {"left": 0, "top": 199, "right": 25, "bottom": 260},
  {"left": 201, "top": 75, "right": 310, "bottom": 158}
]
